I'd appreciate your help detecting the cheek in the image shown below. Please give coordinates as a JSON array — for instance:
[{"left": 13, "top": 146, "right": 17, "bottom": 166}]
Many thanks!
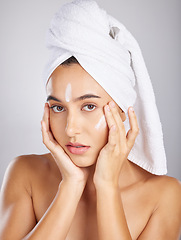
[
  {"left": 94, "top": 115, "right": 107, "bottom": 131},
  {"left": 94, "top": 114, "right": 109, "bottom": 146},
  {"left": 49, "top": 114, "right": 65, "bottom": 139}
]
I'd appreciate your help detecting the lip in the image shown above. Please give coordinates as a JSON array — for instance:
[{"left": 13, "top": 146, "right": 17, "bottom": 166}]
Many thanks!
[{"left": 66, "top": 142, "right": 90, "bottom": 155}]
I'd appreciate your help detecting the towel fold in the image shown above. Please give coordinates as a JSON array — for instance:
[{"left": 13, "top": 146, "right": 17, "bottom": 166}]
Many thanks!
[{"left": 44, "top": 0, "right": 167, "bottom": 175}]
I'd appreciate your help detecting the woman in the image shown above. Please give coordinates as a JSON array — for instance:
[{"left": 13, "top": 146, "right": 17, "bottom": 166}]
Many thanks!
[{"left": 0, "top": 0, "right": 181, "bottom": 239}]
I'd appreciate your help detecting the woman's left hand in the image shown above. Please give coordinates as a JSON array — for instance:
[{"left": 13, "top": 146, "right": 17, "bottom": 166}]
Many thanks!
[{"left": 93, "top": 101, "right": 139, "bottom": 188}]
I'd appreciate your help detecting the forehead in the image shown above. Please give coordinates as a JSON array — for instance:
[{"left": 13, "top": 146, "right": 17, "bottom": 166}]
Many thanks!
[{"left": 46, "top": 64, "right": 110, "bottom": 98}]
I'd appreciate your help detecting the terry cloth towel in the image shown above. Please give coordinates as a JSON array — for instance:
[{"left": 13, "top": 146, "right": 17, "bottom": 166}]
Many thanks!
[{"left": 44, "top": 0, "right": 167, "bottom": 175}]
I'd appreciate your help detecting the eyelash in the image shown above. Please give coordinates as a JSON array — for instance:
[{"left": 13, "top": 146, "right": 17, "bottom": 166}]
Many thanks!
[{"left": 49, "top": 104, "right": 97, "bottom": 113}]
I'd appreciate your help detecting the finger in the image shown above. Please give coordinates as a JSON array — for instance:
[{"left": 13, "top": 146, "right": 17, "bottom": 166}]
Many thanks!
[
  {"left": 41, "top": 120, "right": 76, "bottom": 174},
  {"left": 104, "top": 104, "right": 119, "bottom": 150},
  {"left": 41, "top": 104, "right": 79, "bottom": 174},
  {"left": 107, "top": 124, "right": 118, "bottom": 150},
  {"left": 104, "top": 104, "right": 116, "bottom": 129},
  {"left": 41, "top": 103, "right": 58, "bottom": 151},
  {"left": 42, "top": 103, "right": 54, "bottom": 140},
  {"left": 126, "top": 107, "right": 139, "bottom": 149},
  {"left": 42, "top": 102, "right": 50, "bottom": 127},
  {"left": 109, "top": 101, "right": 127, "bottom": 140},
  {"left": 41, "top": 119, "right": 58, "bottom": 152}
]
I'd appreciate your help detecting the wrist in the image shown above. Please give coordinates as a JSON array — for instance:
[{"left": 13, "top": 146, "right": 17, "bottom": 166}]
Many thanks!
[
  {"left": 94, "top": 180, "right": 119, "bottom": 192},
  {"left": 61, "top": 170, "right": 88, "bottom": 187},
  {"left": 95, "top": 183, "right": 120, "bottom": 204},
  {"left": 60, "top": 178, "right": 86, "bottom": 191},
  {"left": 56, "top": 180, "right": 85, "bottom": 202}
]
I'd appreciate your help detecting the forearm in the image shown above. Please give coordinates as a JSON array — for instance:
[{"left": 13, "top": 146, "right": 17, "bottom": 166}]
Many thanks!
[
  {"left": 96, "top": 184, "right": 132, "bottom": 240},
  {"left": 23, "top": 181, "right": 84, "bottom": 240}
]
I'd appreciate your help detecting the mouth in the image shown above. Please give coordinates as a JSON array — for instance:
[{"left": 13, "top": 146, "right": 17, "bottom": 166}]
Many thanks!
[{"left": 66, "top": 142, "right": 90, "bottom": 155}]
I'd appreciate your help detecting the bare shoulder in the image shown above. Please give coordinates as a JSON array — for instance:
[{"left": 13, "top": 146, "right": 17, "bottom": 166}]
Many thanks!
[
  {"left": 0, "top": 153, "right": 57, "bottom": 239},
  {"left": 2, "top": 153, "right": 59, "bottom": 192},
  {"left": 12, "top": 152, "right": 52, "bottom": 169},
  {"left": 148, "top": 174, "right": 181, "bottom": 197},
  {"left": 4, "top": 153, "right": 50, "bottom": 176},
  {"left": 137, "top": 174, "right": 181, "bottom": 239},
  {"left": 145, "top": 174, "right": 181, "bottom": 208},
  {"left": 132, "top": 163, "right": 181, "bottom": 201},
  {"left": 156, "top": 175, "right": 181, "bottom": 208},
  {"left": 160, "top": 175, "right": 181, "bottom": 191}
]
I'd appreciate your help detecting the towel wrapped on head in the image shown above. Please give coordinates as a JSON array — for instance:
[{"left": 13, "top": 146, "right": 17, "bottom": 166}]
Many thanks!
[{"left": 44, "top": 0, "right": 167, "bottom": 175}]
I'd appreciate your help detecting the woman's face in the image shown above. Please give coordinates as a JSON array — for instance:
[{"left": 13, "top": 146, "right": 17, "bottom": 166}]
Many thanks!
[{"left": 46, "top": 64, "right": 125, "bottom": 167}]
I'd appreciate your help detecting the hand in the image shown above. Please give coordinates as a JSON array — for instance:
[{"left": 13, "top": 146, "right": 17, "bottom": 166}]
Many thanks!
[
  {"left": 93, "top": 101, "right": 139, "bottom": 188},
  {"left": 41, "top": 103, "right": 89, "bottom": 185}
]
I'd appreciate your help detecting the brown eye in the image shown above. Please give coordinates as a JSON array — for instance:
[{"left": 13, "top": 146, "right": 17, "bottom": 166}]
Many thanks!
[
  {"left": 50, "top": 105, "right": 64, "bottom": 113},
  {"left": 83, "top": 104, "right": 96, "bottom": 112}
]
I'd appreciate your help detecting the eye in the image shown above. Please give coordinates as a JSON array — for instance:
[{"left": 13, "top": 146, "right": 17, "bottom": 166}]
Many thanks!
[
  {"left": 50, "top": 105, "right": 64, "bottom": 113},
  {"left": 82, "top": 104, "right": 96, "bottom": 112}
]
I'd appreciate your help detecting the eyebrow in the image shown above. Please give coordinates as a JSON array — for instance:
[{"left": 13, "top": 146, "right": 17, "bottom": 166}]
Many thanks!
[{"left": 46, "top": 94, "right": 101, "bottom": 102}]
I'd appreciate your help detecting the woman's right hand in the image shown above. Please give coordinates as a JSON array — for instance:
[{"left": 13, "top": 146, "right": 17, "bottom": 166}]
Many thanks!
[{"left": 41, "top": 103, "right": 89, "bottom": 186}]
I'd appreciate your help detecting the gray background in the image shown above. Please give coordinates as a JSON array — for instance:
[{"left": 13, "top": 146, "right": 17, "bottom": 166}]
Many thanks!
[{"left": 0, "top": 0, "right": 181, "bottom": 187}]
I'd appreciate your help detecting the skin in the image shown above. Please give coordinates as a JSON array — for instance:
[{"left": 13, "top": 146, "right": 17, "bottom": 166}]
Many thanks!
[
  {"left": 94, "top": 115, "right": 106, "bottom": 130},
  {"left": 0, "top": 64, "right": 181, "bottom": 240},
  {"left": 65, "top": 83, "right": 72, "bottom": 102}
]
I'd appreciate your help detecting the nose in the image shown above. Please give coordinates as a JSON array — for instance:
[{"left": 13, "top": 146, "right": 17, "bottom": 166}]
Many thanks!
[{"left": 65, "top": 113, "right": 81, "bottom": 137}]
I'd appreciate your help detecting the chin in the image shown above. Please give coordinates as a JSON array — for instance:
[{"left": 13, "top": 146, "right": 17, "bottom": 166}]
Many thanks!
[{"left": 71, "top": 157, "right": 97, "bottom": 168}]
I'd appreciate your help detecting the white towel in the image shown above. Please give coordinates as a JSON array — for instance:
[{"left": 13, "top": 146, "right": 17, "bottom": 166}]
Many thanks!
[{"left": 44, "top": 0, "right": 167, "bottom": 175}]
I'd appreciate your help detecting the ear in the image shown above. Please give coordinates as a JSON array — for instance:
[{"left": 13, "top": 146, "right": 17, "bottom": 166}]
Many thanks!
[{"left": 118, "top": 108, "right": 126, "bottom": 122}]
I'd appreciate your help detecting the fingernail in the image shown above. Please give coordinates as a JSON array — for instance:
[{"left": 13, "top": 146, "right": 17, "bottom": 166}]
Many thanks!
[
  {"left": 106, "top": 105, "right": 110, "bottom": 111},
  {"left": 129, "top": 107, "right": 134, "bottom": 112},
  {"left": 109, "top": 101, "right": 115, "bottom": 108},
  {"left": 111, "top": 125, "right": 116, "bottom": 131}
]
